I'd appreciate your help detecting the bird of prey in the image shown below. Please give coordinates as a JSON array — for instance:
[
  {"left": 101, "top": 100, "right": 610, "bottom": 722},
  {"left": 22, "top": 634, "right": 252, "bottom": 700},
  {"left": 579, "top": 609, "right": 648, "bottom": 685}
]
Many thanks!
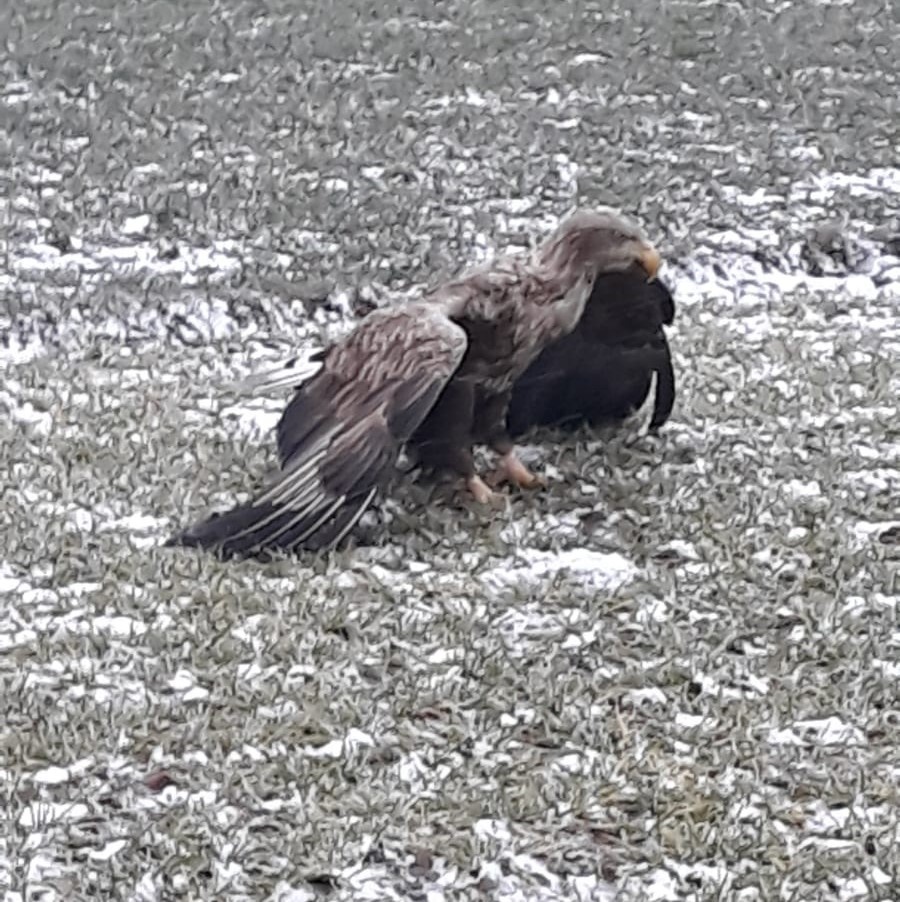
[
  {"left": 166, "top": 207, "right": 661, "bottom": 558},
  {"left": 506, "top": 265, "right": 676, "bottom": 436}
]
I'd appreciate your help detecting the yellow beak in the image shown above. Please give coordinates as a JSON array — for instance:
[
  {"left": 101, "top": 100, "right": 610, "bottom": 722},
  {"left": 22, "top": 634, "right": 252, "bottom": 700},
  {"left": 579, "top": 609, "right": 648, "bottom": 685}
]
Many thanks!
[{"left": 638, "top": 244, "right": 662, "bottom": 281}]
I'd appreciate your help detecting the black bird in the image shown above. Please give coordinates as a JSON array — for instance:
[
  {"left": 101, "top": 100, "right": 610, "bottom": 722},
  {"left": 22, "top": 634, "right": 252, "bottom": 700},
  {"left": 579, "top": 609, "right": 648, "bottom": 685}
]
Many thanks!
[{"left": 506, "top": 265, "right": 676, "bottom": 437}]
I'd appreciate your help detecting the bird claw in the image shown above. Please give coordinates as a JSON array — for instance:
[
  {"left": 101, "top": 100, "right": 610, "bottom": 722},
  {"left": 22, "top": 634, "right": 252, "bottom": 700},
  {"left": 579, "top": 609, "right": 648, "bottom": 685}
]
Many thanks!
[
  {"left": 489, "top": 451, "right": 546, "bottom": 491},
  {"left": 466, "top": 474, "right": 501, "bottom": 505}
]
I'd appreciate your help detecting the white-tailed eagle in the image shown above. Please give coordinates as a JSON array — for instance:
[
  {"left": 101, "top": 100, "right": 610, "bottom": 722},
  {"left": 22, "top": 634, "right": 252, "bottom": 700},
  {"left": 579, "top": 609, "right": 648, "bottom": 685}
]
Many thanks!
[{"left": 166, "top": 208, "right": 661, "bottom": 558}]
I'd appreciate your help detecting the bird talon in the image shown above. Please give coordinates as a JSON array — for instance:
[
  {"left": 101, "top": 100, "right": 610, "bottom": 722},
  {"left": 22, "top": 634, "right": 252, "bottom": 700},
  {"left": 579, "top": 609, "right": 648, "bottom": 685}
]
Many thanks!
[
  {"left": 493, "top": 451, "right": 545, "bottom": 491},
  {"left": 466, "top": 474, "right": 498, "bottom": 505}
]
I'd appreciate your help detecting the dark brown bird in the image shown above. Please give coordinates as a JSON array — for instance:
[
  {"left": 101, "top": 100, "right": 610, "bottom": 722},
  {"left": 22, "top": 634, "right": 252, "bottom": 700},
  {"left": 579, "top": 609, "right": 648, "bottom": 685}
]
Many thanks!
[
  {"left": 506, "top": 265, "right": 676, "bottom": 436},
  {"left": 166, "top": 208, "right": 661, "bottom": 558}
]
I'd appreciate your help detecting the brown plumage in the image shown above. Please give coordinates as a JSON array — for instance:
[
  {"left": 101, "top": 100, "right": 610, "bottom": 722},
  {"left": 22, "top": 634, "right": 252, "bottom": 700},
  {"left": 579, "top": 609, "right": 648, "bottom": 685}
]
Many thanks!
[
  {"left": 506, "top": 265, "right": 676, "bottom": 436},
  {"left": 166, "top": 207, "right": 661, "bottom": 558}
]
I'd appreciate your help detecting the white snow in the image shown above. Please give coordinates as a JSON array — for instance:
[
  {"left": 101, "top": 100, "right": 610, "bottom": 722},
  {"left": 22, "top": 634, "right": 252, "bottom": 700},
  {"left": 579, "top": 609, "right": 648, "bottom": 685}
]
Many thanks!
[
  {"left": 850, "top": 519, "right": 900, "bottom": 548},
  {"left": 167, "top": 669, "right": 200, "bottom": 692},
  {"left": 781, "top": 479, "right": 823, "bottom": 502},
  {"left": 269, "top": 883, "right": 317, "bottom": 902},
  {"left": 18, "top": 801, "right": 91, "bottom": 828},
  {"left": 303, "top": 728, "right": 375, "bottom": 759},
  {"left": 0, "top": 564, "right": 28, "bottom": 594},
  {"left": 768, "top": 716, "right": 867, "bottom": 747},
  {"left": 121, "top": 214, "right": 152, "bottom": 236},
  {"left": 101, "top": 513, "right": 169, "bottom": 534},
  {"left": 12, "top": 237, "right": 243, "bottom": 282},
  {"left": 480, "top": 549, "right": 638, "bottom": 592},
  {"left": 88, "top": 839, "right": 130, "bottom": 862}
]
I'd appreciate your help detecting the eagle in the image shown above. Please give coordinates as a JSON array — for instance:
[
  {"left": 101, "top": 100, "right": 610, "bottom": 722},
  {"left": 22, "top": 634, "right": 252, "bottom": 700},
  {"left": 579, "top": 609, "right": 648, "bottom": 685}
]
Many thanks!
[
  {"left": 166, "top": 208, "right": 662, "bottom": 558},
  {"left": 506, "top": 265, "right": 676, "bottom": 436}
]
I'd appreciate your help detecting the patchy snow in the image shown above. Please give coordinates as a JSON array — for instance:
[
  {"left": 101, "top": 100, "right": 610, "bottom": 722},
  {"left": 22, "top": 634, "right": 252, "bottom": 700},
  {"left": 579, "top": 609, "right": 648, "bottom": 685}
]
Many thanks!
[
  {"left": 780, "top": 479, "right": 823, "bottom": 502},
  {"left": 218, "top": 400, "right": 283, "bottom": 438},
  {"left": 12, "top": 236, "right": 244, "bottom": 282},
  {"left": 832, "top": 871, "right": 894, "bottom": 901},
  {"left": 270, "top": 883, "right": 317, "bottom": 902},
  {"left": 0, "top": 334, "right": 47, "bottom": 367},
  {"left": 481, "top": 549, "right": 638, "bottom": 593},
  {"left": 88, "top": 839, "right": 130, "bottom": 862},
  {"left": 850, "top": 519, "right": 900, "bottom": 548},
  {"left": 166, "top": 669, "right": 208, "bottom": 700},
  {"left": 31, "top": 758, "right": 95, "bottom": 786},
  {"left": 2, "top": 150, "right": 899, "bottom": 901},
  {"left": 100, "top": 513, "right": 170, "bottom": 534},
  {"left": 17, "top": 801, "right": 91, "bottom": 829},
  {"left": 4, "top": 163, "right": 899, "bottom": 378},
  {"left": 121, "top": 213, "right": 152, "bottom": 236},
  {"left": 303, "top": 729, "right": 375, "bottom": 759},
  {"left": 768, "top": 716, "right": 867, "bottom": 748},
  {"left": 0, "top": 564, "right": 28, "bottom": 594}
]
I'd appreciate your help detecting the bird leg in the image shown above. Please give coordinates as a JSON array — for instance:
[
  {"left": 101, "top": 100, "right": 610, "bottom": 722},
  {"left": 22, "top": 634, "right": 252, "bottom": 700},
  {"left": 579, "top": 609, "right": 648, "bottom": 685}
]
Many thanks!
[
  {"left": 406, "top": 380, "right": 501, "bottom": 504},
  {"left": 475, "top": 394, "right": 547, "bottom": 492},
  {"left": 408, "top": 432, "right": 500, "bottom": 504}
]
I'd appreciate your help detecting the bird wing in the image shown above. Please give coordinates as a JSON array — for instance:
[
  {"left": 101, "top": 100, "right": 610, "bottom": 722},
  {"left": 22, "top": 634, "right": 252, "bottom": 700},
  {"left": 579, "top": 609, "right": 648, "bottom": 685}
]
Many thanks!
[{"left": 169, "top": 304, "right": 468, "bottom": 557}]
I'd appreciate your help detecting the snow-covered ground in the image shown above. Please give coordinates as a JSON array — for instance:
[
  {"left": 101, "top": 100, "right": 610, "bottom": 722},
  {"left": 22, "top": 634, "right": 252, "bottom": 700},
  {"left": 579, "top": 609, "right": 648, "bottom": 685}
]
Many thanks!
[{"left": 1, "top": 0, "right": 898, "bottom": 899}]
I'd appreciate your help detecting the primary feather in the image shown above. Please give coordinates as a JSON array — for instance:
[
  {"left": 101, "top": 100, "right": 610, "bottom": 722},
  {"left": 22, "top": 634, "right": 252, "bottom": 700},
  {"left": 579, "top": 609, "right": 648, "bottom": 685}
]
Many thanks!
[{"left": 230, "top": 350, "right": 326, "bottom": 396}]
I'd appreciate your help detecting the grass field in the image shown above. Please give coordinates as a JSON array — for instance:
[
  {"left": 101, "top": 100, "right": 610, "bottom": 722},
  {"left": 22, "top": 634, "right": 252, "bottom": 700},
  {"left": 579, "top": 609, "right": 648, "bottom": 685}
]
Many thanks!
[{"left": 1, "top": 0, "right": 898, "bottom": 899}]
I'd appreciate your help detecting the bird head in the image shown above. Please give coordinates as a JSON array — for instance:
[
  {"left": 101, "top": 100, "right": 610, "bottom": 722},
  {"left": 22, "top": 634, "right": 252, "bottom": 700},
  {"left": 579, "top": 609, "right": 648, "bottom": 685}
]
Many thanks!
[{"left": 538, "top": 207, "right": 661, "bottom": 283}]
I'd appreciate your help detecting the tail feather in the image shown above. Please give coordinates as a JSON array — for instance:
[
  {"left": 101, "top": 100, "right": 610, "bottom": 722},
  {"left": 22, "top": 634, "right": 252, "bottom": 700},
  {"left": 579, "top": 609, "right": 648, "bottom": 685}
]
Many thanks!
[
  {"left": 164, "top": 489, "right": 377, "bottom": 558},
  {"left": 649, "top": 336, "right": 676, "bottom": 430},
  {"left": 271, "top": 487, "right": 377, "bottom": 552},
  {"left": 164, "top": 501, "right": 284, "bottom": 557},
  {"left": 165, "top": 424, "right": 389, "bottom": 559}
]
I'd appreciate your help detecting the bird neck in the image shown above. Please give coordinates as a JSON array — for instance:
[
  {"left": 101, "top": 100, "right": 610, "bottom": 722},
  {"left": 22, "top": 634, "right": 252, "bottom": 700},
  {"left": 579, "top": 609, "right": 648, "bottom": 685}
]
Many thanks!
[{"left": 526, "top": 247, "right": 593, "bottom": 330}]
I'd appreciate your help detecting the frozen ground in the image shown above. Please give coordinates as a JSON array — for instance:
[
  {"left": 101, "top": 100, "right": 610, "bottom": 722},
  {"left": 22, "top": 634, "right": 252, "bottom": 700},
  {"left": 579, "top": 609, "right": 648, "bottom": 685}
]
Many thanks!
[{"left": 1, "top": 0, "right": 898, "bottom": 900}]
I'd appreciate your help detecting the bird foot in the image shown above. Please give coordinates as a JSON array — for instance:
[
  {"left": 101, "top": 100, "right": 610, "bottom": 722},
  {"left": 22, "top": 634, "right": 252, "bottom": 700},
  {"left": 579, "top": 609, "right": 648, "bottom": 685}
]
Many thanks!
[
  {"left": 489, "top": 451, "right": 546, "bottom": 491},
  {"left": 465, "top": 474, "right": 507, "bottom": 506}
]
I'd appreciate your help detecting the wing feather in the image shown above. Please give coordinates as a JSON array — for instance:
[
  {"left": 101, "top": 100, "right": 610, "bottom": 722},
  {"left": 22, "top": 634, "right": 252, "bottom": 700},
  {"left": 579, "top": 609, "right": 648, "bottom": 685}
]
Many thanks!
[
  {"left": 230, "top": 348, "right": 327, "bottom": 396},
  {"left": 167, "top": 304, "right": 467, "bottom": 558}
]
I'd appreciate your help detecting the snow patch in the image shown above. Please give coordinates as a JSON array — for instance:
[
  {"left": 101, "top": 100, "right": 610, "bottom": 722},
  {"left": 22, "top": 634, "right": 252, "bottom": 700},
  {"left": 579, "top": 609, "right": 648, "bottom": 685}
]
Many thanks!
[
  {"left": 480, "top": 549, "right": 638, "bottom": 592},
  {"left": 768, "top": 716, "right": 866, "bottom": 747}
]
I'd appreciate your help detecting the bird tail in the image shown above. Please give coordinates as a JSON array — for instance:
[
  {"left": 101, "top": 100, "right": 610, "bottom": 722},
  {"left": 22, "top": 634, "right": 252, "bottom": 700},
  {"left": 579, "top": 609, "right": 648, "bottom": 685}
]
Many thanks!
[
  {"left": 649, "top": 334, "right": 676, "bottom": 430},
  {"left": 164, "top": 487, "right": 376, "bottom": 560}
]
